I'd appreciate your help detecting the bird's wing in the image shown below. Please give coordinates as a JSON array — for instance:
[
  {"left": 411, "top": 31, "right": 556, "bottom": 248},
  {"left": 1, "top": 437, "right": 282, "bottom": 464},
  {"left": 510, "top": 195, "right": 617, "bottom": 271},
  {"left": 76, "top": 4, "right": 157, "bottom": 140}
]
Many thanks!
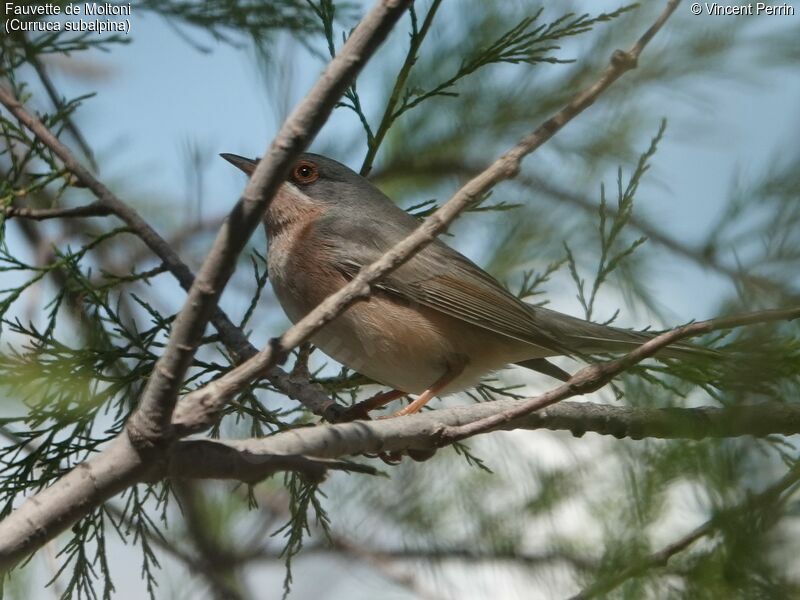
[
  {"left": 339, "top": 243, "right": 566, "bottom": 353},
  {"left": 314, "top": 212, "right": 666, "bottom": 357}
]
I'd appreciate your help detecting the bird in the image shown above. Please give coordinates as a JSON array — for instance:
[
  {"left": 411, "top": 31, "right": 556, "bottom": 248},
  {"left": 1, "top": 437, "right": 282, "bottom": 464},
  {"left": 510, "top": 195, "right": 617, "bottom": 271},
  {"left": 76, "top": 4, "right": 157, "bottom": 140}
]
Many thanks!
[{"left": 222, "top": 152, "right": 711, "bottom": 418}]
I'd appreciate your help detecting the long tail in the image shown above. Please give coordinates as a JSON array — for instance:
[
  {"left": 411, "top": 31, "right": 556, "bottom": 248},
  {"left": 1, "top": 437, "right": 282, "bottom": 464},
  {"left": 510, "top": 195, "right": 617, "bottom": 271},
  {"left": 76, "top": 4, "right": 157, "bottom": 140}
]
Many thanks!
[{"left": 533, "top": 306, "right": 719, "bottom": 360}]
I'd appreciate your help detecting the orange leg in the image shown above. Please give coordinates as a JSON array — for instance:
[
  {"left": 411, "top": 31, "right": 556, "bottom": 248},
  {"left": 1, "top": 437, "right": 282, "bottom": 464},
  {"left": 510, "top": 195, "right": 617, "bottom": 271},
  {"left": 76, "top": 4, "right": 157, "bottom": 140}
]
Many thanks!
[
  {"left": 374, "top": 368, "right": 463, "bottom": 464},
  {"left": 388, "top": 367, "right": 463, "bottom": 418}
]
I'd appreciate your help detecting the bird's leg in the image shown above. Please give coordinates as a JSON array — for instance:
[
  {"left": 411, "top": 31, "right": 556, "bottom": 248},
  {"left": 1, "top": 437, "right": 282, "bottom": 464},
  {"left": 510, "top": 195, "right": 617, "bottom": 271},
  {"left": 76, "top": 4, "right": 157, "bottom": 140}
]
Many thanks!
[
  {"left": 388, "top": 365, "right": 463, "bottom": 418},
  {"left": 342, "top": 389, "right": 407, "bottom": 421},
  {"left": 374, "top": 367, "right": 463, "bottom": 464}
]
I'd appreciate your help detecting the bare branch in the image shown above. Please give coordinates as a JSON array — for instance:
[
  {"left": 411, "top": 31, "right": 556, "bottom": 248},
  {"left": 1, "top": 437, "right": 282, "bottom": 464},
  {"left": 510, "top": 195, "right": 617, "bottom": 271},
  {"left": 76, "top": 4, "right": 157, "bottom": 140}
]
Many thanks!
[
  {"left": 171, "top": 0, "right": 683, "bottom": 434},
  {"left": 1, "top": 201, "right": 112, "bottom": 220},
  {"left": 188, "top": 397, "right": 800, "bottom": 467},
  {"left": 164, "top": 439, "right": 380, "bottom": 483},
  {"left": 505, "top": 399, "right": 800, "bottom": 440},
  {"left": 180, "top": 306, "right": 798, "bottom": 458},
  {"left": 0, "top": 435, "right": 149, "bottom": 573}
]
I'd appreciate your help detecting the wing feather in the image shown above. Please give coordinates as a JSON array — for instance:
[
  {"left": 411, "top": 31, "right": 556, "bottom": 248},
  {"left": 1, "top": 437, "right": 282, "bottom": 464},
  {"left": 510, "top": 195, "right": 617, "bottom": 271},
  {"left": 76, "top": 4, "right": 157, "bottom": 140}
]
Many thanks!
[{"left": 312, "top": 213, "right": 715, "bottom": 359}]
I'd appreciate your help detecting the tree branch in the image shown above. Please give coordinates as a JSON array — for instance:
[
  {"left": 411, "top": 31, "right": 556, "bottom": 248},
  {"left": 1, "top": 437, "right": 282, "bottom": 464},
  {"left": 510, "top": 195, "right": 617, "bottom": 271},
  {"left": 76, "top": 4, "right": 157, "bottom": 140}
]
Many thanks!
[
  {"left": 0, "top": 72, "right": 342, "bottom": 423},
  {"left": 506, "top": 399, "right": 800, "bottom": 440},
  {"left": 171, "top": 0, "right": 683, "bottom": 435},
  {"left": 1, "top": 202, "right": 113, "bottom": 220},
  {"left": 26, "top": 37, "right": 97, "bottom": 170},
  {"left": 0, "top": 434, "right": 151, "bottom": 574},
  {"left": 164, "top": 439, "right": 380, "bottom": 483},
  {"left": 0, "top": 0, "right": 411, "bottom": 571},
  {"left": 185, "top": 396, "right": 800, "bottom": 465},
  {"left": 180, "top": 305, "right": 797, "bottom": 458}
]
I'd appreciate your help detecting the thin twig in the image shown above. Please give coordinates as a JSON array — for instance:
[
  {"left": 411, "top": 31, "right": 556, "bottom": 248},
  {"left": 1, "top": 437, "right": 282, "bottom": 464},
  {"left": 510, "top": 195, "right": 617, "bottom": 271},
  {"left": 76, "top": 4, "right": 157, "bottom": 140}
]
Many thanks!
[
  {"left": 27, "top": 50, "right": 97, "bottom": 170},
  {"left": 1, "top": 202, "right": 112, "bottom": 220},
  {"left": 360, "top": 0, "right": 443, "bottom": 176}
]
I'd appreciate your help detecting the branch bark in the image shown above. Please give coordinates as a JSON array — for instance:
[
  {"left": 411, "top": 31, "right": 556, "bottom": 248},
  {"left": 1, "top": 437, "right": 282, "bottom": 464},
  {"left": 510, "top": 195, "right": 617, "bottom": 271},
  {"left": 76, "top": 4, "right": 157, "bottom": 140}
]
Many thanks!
[
  {"left": 191, "top": 397, "right": 800, "bottom": 465},
  {"left": 164, "top": 439, "right": 380, "bottom": 483}
]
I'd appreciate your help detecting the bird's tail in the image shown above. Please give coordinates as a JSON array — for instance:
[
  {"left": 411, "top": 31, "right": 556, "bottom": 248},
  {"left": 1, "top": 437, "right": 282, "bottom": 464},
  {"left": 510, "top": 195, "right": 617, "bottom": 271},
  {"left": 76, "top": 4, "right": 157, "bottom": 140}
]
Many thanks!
[{"left": 534, "top": 306, "right": 719, "bottom": 360}]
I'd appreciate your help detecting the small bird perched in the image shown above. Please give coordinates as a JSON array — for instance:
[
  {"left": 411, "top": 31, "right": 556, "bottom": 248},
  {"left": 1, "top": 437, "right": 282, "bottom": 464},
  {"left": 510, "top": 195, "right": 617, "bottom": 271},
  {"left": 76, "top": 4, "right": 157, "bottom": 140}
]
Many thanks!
[{"left": 222, "top": 152, "right": 708, "bottom": 417}]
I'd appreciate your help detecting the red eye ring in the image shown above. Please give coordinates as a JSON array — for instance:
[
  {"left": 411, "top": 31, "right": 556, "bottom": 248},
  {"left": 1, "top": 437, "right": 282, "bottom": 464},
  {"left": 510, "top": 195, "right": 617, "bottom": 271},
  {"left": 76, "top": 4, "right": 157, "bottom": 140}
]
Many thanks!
[{"left": 291, "top": 160, "right": 319, "bottom": 184}]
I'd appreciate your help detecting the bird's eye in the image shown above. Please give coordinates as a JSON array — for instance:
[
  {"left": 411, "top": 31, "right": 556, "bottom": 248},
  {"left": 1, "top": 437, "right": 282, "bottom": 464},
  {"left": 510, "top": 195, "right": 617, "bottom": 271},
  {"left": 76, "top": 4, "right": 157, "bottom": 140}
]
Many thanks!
[{"left": 291, "top": 160, "right": 319, "bottom": 185}]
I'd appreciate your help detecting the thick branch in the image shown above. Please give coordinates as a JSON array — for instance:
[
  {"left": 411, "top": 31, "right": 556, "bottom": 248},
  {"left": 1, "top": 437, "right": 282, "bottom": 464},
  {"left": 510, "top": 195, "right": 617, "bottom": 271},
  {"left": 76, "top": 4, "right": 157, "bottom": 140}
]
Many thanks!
[
  {"left": 186, "top": 397, "right": 800, "bottom": 463},
  {"left": 182, "top": 305, "right": 799, "bottom": 453},
  {"left": 0, "top": 434, "right": 375, "bottom": 574},
  {"left": 510, "top": 399, "right": 800, "bottom": 440},
  {"left": 164, "top": 439, "right": 380, "bottom": 484},
  {"left": 171, "top": 0, "right": 682, "bottom": 434},
  {"left": 0, "top": 436, "right": 149, "bottom": 573}
]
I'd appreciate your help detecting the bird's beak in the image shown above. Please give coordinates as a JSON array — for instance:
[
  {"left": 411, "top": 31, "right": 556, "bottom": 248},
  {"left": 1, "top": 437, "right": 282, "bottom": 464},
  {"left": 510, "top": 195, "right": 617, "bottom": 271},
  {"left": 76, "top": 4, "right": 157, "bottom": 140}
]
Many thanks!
[{"left": 220, "top": 153, "right": 258, "bottom": 176}]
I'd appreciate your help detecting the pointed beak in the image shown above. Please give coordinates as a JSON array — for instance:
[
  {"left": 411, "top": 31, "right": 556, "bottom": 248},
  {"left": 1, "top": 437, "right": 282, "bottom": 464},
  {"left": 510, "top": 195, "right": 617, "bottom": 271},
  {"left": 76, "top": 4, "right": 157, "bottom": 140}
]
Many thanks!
[{"left": 220, "top": 153, "right": 258, "bottom": 176}]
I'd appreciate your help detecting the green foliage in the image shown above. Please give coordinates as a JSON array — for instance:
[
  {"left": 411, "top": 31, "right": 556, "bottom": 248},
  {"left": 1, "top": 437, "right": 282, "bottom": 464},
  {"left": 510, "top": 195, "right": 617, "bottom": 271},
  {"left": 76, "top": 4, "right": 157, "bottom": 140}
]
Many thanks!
[
  {"left": 565, "top": 120, "right": 663, "bottom": 323},
  {"left": 398, "top": 5, "right": 639, "bottom": 115},
  {"left": 137, "top": 0, "right": 320, "bottom": 51},
  {"left": 52, "top": 507, "right": 115, "bottom": 600},
  {"left": 272, "top": 473, "right": 330, "bottom": 598}
]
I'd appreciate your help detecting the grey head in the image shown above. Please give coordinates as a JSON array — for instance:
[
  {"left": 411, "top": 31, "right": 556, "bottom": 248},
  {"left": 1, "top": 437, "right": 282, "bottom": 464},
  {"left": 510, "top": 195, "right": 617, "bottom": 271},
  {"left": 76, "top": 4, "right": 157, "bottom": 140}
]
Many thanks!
[{"left": 220, "top": 152, "right": 404, "bottom": 222}]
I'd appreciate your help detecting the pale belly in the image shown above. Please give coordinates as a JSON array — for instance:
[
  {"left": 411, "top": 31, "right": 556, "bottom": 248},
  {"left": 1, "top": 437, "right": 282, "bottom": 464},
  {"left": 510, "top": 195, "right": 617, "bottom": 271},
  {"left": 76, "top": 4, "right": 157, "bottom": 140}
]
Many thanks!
[{"left": 274, "top": 279, "right": 540, "bottom": 395}]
